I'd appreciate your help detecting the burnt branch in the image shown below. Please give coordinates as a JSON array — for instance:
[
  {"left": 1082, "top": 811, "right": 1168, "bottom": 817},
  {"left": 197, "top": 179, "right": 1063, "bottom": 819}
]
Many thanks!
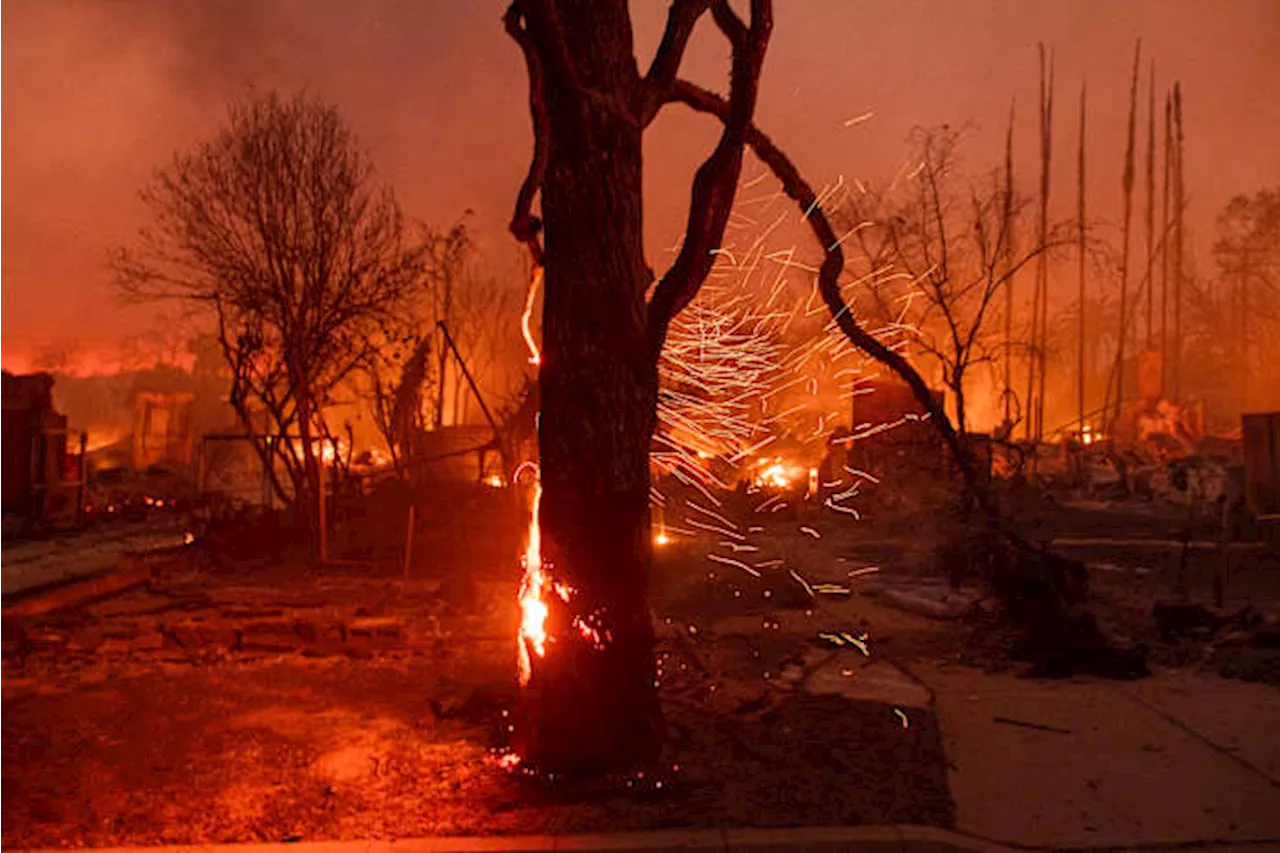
[
  {"left": 646, "top": 0, "right": 772, "bottom": 358},
  {"left": 641, "top": 0, "right": 712, "bottom": 125},
  {"left": 503, "top": 3, "right": 549, "bottom": 266}
]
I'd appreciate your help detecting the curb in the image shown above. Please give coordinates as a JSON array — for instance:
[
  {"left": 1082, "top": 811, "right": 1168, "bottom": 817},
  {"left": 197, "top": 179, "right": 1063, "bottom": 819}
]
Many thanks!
[
  {"left": 21, "top": 827, "right": 1280, "bottom": 853},
  {"left": 20, "top": 825, "right": 1015, "bottom": 853}
]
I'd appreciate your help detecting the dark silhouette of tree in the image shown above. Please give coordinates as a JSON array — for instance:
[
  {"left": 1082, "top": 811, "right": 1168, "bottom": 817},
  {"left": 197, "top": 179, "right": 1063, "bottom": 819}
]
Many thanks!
[
  {"left": 1212, "top": 187, "right": 1280, "bottom": 412},
  {"left": 503, "top": 0, "right": 771, "bottom": 774},
  {"left": 366, "top": 219, "right": 526, "bottom": 473},
  {"left": 116, "top": 91, "right": 426, "bottom": 536},
  {"left": 838, "top": 126, "right": 1070, "bottom": 437}
]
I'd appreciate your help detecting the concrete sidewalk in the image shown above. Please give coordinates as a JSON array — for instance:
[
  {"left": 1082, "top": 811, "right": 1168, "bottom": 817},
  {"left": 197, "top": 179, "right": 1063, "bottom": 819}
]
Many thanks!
[{"left": 912, "top": 662, "right": 1280, "bottom": 851}]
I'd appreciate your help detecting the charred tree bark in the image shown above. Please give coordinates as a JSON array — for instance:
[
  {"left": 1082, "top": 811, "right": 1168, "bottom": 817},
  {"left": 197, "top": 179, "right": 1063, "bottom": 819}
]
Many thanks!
[
  {"left": 505, "top": 0, "right": 769, "bottom": 776},
  {"left": 509, "top": 0, "right": 660, "bottom": 775},
  {"left": 526, "top": 73, "right": 660, "bottom": 774}
]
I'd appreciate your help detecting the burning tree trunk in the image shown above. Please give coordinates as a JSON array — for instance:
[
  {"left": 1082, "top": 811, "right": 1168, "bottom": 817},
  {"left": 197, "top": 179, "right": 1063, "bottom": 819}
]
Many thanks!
[{"left": 504, "top": 0, "right": 770, "bottom": 775}]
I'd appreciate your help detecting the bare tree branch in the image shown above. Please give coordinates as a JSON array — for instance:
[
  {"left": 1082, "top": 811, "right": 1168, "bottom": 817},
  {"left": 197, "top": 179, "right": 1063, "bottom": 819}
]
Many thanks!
[
  {"left": 646, "top": 0, "right": 772, "bottom": 358},
  {"left": 504, "top": 3, "right": 550, "bottom": 265},
  {"left": 115, "top": 91, "right": 424, "bottom": 521},
  {"left": 640, "top": 0, "right": 712, "bottom": 125}
]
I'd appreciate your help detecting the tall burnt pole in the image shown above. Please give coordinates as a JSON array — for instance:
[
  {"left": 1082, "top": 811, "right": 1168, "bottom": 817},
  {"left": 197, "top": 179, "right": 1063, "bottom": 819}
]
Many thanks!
[
  {"left": 1076, "top": 81, "right": 1087, "bottom": 433},
  {"left": 1113, "top": 40, "right": 1140, "bottom": 430}
]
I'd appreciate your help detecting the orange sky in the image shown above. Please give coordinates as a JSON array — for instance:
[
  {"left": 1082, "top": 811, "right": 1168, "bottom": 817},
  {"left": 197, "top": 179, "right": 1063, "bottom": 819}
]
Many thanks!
[{"left": 4, "top": 0, "right": 1279, "bottom": 373}]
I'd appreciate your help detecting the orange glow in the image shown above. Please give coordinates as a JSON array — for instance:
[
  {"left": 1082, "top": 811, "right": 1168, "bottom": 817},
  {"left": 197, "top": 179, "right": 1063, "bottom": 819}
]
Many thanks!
[
  {"left": 521, "top": 265, "right": 543, "bottom": 366},
  {"left": 752, "top": 456, "right": 806, "bottom": 490}
]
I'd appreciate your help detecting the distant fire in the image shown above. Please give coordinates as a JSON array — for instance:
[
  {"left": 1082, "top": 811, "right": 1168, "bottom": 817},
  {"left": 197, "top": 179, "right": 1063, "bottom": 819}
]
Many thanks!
[{"left": 751, "top": 456, "right": 806, "bottom": 491}]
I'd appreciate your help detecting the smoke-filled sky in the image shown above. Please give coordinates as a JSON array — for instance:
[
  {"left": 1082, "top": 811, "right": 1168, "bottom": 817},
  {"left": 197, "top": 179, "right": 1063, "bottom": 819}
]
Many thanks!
[{"left": 4, "top": 0, "right": 1278, "bottom": 374}]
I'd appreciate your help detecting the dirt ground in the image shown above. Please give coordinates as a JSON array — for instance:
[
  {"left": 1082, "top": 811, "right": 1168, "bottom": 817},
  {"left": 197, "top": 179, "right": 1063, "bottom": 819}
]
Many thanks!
[
  {"left": 2, "top": 510, "right": 954, "bottom": 847},
  {"left": 4, "top": 477, "right": 1277, "bottom": 847}
]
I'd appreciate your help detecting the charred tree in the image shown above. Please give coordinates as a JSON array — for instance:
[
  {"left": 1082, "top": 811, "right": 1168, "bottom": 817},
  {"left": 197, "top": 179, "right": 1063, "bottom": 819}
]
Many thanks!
[
  {"left": 504, "top": 0, "right": 771, "bottom": 775},
  {"left": 116, "top": 92, "right": 425, "bottom": 539},
  {"left": 838, "top": 125, "right": 1062, "bottom": 439}
]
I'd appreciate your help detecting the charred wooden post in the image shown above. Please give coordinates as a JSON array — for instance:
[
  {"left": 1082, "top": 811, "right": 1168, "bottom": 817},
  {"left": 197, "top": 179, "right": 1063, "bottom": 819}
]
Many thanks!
[
  {"left": 1076, "top": 81, "right": 1087, "bottom": 433},
  {"left": 1034, "top": 45, "right": 1054, "bottom": 441}
]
